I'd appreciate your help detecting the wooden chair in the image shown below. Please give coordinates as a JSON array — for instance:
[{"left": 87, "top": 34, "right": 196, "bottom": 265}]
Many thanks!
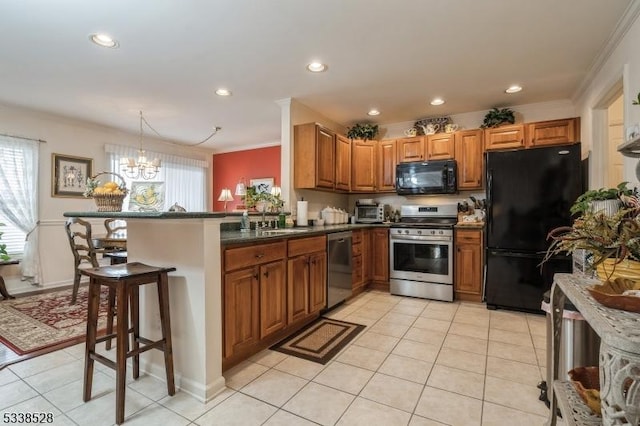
[
  {"left": 104, "top": 218, "right": 127, "bottom": 240},
  {"left": 64, "top": 217, "right": 101, "bottom": 304},
  {"left": 65, "top": 217, "right": 117, "bottom": 349}
]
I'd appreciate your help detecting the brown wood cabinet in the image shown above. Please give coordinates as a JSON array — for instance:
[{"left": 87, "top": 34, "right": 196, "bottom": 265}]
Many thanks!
[
  {"left": 455, "top": 129, "right": 484, "bottom": 190},
  {"left": 223, "top": 266, "right": 259, "bottom": 359},
  {"left": 294, "top": 123, "right": 336, "bottom": 189},
  {"left": 351, "top": 140, "right": 377, "bottom": 192},
  {"left": 259, "top": 260, "right": 286, "bottom": 338},
  {"left": 287, "top": 235, "right": 327, "bottom": 323},
  {"left": 484, "top": 124, "right": 525, "bottom": 151},
  {"left": 223, "top": 240, "right": 286, "bottom": 360},
  {"left": 426, "top": 133, "right": 455, "bottom": 160},
  {"left": 527, "top": 118, "right": 579, "bottom": 148},
  {"left": 377, "top": 140, "right": 396, "bottom": 192},
  {"left": 335, "top": 134, "right": 351, "bottom": 191},
  {"left": 371, "top": 228, "right": 389, "bottom": 286},
  {"left": 351, "top": 230, "right": 364, "bottom": 291},
  {"left": 454, "top": 228, "right": 483, "bottom": 302},
  {"left": 397, "top": 137, "right": 424, "bottom": 162}
]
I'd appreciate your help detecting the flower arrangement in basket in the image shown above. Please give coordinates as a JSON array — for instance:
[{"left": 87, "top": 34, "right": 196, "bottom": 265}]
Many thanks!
[{"left": 84, "top": 172, "right": 128, "bottom": 212}]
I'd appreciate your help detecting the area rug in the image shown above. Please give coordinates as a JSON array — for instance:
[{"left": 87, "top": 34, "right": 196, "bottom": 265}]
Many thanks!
[
  {"left": 271, "top": 318, "right": 365, "bottom": 364},
  {"left": 0, "top": 286, "right": 110, "bottom": 356}
]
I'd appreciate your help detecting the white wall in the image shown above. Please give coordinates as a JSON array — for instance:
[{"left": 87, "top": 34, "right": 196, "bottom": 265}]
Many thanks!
[
  {"left": 0, "top": 102, "right": 214, "bottom": 294},
  {"left": 574, "top": 6, "right": 640, "bottom": 189}
]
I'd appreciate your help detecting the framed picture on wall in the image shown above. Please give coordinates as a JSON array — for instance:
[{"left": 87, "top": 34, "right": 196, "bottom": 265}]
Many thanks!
[
  {"left": 51, "top": 153, "right": 93, "bottom": 197},
  {"left": 250, "top": 177, "right": 274, "bottom": 194}
]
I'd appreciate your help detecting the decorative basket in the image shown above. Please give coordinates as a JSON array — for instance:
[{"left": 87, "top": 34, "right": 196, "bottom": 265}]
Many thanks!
[
  {"left": 568, "top": 366, "right": 601, "bottom": 416},
  {"left": 89, "top": 172, "right": 127, "bottom": 212}
]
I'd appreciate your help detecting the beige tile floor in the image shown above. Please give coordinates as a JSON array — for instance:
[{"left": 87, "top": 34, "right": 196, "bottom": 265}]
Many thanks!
[{"left": 0, "top": 290, "right": 562, "bottom": 426}]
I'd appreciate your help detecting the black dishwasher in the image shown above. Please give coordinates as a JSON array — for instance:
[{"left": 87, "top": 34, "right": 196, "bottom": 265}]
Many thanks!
[{"left": 326, "top": 231, "right": 352, "bottom": 309}]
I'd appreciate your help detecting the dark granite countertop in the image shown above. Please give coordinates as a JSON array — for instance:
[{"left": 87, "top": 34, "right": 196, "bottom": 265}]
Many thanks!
[
  {"left": 221, "top": 223, "right": 391, "bottom": 245},
  {"left": 64, "top": 211, "right": 228, "bottom": 219}
]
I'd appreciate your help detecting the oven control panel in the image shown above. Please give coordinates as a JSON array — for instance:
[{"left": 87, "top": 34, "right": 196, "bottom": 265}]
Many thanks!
[{"left": 391, "top": 228, "right": 453, "bottom": 237}]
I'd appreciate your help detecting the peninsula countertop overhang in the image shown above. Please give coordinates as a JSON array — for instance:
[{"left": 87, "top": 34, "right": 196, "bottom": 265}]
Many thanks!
[{"left": 63, "top": 211, "right": 228, "bottom": 219}]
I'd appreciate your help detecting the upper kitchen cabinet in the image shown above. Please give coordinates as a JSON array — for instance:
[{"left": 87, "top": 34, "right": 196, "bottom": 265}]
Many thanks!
[
  {"left": 455, "top": 129, "right": 484, "bottom": 190},
  {"left": 377, "top": 139, "right": 397, "bottom": 192},
  {"left": 335, "top": 134, "right": 351, "bottom": 191},
  {"left": 484, "top": 124, "right": 525, "bottom": 151},
  {"left": 426, "top": 133, "right": 455, "bottom": 160},
  {"left": 397, "top": 136, "right": 425, "bottom": 162},
  {"left": 351, "top": 139, "right": 377, "bottom": 192},
  {"left": 294, "top": 123, "right": 335, "bottom": 190},
  {"left": 526, "top": 118, "right": 580, "bottom": 148}
]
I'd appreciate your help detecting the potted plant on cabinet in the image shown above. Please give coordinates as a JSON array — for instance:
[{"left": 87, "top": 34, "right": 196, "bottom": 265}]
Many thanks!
[
  {"left": 346, "top": 123, "right": 379, "bottom": 141},
  {"left": 480, "top": 107, "right": 516, "bottom": 129},
  {"left": 569, "top": 182, "right": 634, "bottom": 216},
  {"left": 543, "top": 184, "right": 640, "bottom": 280}
]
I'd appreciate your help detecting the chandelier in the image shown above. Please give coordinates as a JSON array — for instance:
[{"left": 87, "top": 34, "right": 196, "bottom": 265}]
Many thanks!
[{"left": 120, "top": 111, "right": 161, "bottom": 180}]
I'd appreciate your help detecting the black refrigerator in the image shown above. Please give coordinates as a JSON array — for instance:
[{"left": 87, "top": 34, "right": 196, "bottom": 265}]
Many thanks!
[{"left": 484, "top": 143, "right": 582, "bottom": 313}]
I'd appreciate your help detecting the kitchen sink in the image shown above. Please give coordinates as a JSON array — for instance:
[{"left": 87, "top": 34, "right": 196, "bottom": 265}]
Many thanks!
[{"left": 259, "top": 228, "right": 309, "bottom": 235}]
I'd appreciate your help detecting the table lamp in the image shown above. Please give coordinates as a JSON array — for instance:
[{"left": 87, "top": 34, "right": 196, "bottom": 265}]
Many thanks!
[{"left": 217, "top": 188, "right": 234, "bottom": 212}]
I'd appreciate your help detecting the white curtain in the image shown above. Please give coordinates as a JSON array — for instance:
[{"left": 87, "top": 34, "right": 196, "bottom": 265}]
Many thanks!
[
  {"left": 105, "top": 144, "right": 207, "bottom": 211},
  {"left": 0, "top": 135, "right": 40, "bottom": 284}
]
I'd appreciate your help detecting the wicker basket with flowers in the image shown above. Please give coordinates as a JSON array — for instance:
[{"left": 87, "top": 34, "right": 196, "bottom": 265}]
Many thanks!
[{"left": 84, "top": 172, "right": 128, "bottom": 212}]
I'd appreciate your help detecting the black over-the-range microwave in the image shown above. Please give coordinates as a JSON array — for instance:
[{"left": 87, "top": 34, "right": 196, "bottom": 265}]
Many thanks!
[{"left": 395, "top": 159, "right": 457, "bottom": 195}]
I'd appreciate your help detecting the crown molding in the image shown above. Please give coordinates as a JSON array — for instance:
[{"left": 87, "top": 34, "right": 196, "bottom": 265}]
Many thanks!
[{"left": 572, "top": 1, "right": 640, "bottom": 103}]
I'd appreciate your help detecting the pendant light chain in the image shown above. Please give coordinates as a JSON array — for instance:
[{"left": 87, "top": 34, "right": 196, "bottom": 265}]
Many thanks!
[{"left": 139, "top": 112, "right": 221, "bottom": 147}]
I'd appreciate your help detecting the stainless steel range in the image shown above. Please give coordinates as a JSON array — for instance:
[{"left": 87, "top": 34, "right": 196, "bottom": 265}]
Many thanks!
[{"left": 389, "top": 204, "right": 458, "bottom": 302}]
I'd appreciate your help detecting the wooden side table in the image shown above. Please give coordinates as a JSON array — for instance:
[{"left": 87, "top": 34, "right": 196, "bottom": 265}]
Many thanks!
[{"left": 0, "top": 260, "right": 19, "bottom": 300}]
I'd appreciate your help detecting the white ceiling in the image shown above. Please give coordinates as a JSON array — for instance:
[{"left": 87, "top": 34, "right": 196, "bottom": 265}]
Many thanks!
[{"left": 0, "top": 0, "right": 634, "bottom": 152}]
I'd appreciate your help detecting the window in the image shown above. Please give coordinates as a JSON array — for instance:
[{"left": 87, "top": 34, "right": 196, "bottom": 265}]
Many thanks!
[
  {"left": 105, "top": 144, "right": 208, "bottom": 212},
  {"left": 0, "top": 138, "right": 37, "bottom": 257}
]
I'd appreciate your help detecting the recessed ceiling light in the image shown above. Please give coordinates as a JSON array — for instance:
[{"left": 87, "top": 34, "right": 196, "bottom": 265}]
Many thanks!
[
  {"left": 215, "top": 88, "right": 232, "bottom": 96},
  {"left": 89, "top": 33, "right": 118, "bottom": 48},
  {"left": 505, "top": 85, "right": 523, "bottom": 94},
  {"left": 307, "top": 62, "right": 327, "bottom": 73},
  {"left": 430, "top": 98, "right": 445, "bottom": 106},
  {"left": 367, "top": 109, "right": 380, "bottom": 116}
]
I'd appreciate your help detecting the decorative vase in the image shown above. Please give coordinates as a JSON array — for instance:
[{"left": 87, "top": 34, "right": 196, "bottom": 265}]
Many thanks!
[
  {"left": 589, "top": 200, "right": 620, "bottom": 217},
  {"left": 596, "top": 258, "right": 640, "bottom": 281}
]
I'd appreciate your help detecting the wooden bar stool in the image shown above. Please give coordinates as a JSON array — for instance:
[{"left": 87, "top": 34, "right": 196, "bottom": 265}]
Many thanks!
[{"left": 81, "top": 262, "right": 177, "bottom": 425}]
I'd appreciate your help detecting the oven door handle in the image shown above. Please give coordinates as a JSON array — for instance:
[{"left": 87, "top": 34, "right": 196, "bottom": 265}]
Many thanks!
[{"left": 390, "top": 234, "right": 452, "bottom": 242}]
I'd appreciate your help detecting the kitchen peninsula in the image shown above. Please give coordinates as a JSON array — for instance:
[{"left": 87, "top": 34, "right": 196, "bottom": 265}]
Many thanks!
[
  {"left": 63, "top": 211, "right": 385, "bottom": 401},
  {"left": 64, "top": 211, "right": 229, "bottom": 403}
]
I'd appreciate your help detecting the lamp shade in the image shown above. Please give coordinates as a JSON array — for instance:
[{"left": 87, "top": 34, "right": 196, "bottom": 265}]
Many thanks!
[
  {"left": 217, "top": 188, "right": 234, "bottom": 202},
  {"left": 235, "top": 181, "right": 246, "bottom": 196},
  {"left": 270, "top": 186, "right": 281, "bottom": 197}
]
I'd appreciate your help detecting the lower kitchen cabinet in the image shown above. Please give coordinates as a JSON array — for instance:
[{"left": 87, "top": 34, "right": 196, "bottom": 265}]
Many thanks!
[
  {"left": 288, "top": 235, "right": 327, "bottom": 321},
  {"left": 308, "top": 251, "right": 327, "bottom": 313},
  {"left": 371, "top": 228, "right": 389, "bottom": 288},
  {"left": 454, "top": 228, "right": 484, "bottom": 302},
  {"left": 223, "top": 237, "right": 325, "bottom": 370},
  {"left": 259, "top": 260, "right": 287, "bottom": 338},
  {"left": 223, "top": 266, "right": 260, "bottom": 359}
]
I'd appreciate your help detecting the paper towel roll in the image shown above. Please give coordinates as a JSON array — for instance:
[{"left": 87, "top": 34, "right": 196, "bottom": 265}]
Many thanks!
[{"left": 296, "top": 201, "right": 308, "bottom": 226}]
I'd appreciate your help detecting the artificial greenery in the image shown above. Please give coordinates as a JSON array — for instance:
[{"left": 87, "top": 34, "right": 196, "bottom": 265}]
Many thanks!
[
  {"left": 244, "top": 186, "right": 284, "bottom": 212},
  {"left": 0, "top": 222, "right": 11, "bottom": 262},
  {"left": 544, "top": 183, "right": 640, "bottom": 270},
  {"left": 480, "top": 107, "right": 515, "bottom": 129},
  {"left": 346, "top": 123, "right": 379, "bottom": 141},
  {"left": 570, "top": 182, "right": 634, "bottom": 215}
]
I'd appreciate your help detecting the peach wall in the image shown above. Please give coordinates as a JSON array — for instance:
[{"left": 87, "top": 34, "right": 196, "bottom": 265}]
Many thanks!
[{"left": 212, "top": 146, "right": 281, "bottom": 211}]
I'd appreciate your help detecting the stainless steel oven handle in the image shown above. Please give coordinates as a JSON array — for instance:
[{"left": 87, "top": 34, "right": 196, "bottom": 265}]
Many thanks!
[{"left": 390, "top": 234, "right": 452, "bottom": 242}]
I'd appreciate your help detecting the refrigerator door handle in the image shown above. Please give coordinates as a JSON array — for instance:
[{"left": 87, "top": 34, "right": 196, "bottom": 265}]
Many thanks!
[
  {"left": 487, "top": 169, "right": 493, "bottom": 234},
  {"left": 488, "top": 250, "right": 546, "bottom": 259}
]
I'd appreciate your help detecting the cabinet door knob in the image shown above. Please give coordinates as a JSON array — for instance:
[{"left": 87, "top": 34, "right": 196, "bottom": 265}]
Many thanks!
[
  {"left": 263, "top": 270, "right": 269, "bottom": 278},
  {"left": 253, "top": 273, "right": 259, "bottom": 280},
  {"left": 255, "top": 253, "right": 265, "bottom": 259}
]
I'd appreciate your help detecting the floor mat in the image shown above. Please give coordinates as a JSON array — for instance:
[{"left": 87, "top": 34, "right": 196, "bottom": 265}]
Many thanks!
[{"left": 271, "top": 317, "right": 365, "bottom": 364}]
